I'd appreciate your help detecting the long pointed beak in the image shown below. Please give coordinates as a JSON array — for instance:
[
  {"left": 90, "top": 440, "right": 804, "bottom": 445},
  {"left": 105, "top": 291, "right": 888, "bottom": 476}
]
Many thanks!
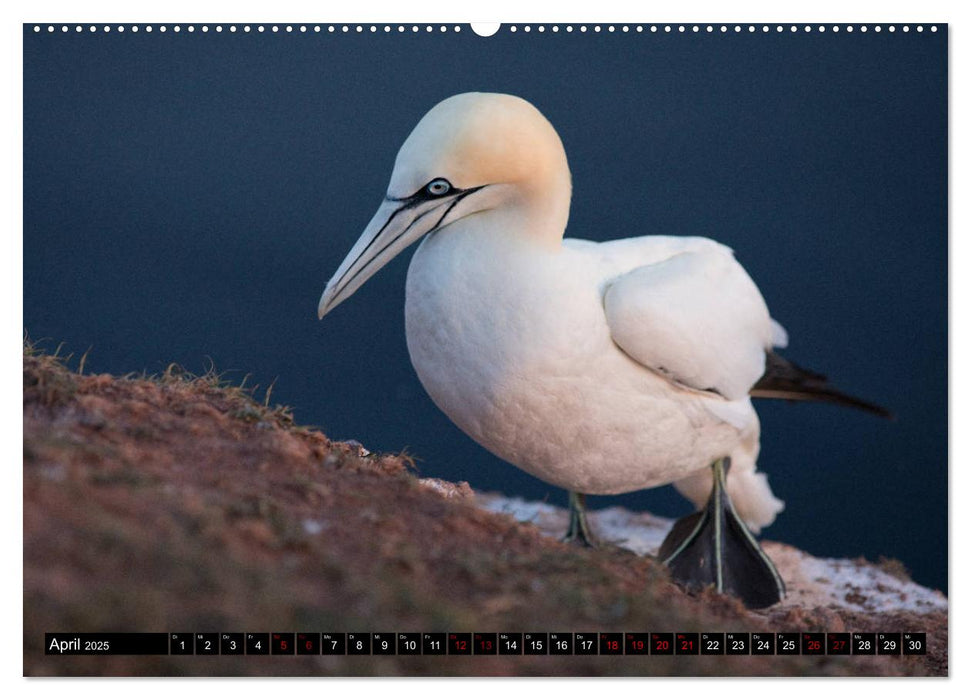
[{"left": 317, "top": 195, "right": 450, "bottom": 319}]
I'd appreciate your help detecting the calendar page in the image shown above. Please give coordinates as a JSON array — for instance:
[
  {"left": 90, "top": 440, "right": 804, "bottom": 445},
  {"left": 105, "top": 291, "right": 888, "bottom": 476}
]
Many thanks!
[{"left": 23, "top": 18, "right": 947, "bottom": 677}]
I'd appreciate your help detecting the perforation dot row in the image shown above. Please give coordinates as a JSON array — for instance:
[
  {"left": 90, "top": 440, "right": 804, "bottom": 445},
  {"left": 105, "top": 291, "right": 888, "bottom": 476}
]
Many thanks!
[
  {"left": 507, "top": 24, "right": 937, "bottom": 33},
  {"left": 32, "top": 25, "right": 465, "bottom": 34},
  {"left": 31, "top": 24, "right": 940, "bottom": 35}
]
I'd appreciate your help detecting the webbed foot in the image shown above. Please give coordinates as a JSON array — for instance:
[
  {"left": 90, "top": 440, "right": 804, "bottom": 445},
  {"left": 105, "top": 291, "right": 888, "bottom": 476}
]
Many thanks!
[{"left": 659, "top": 457, "right": 785, "bottom": 609}]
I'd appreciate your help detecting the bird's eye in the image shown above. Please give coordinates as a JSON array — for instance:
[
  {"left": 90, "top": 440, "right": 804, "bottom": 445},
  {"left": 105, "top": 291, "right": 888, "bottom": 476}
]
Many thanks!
[{"left": 425, "top": 178, "right": 452, "bottom": 197}]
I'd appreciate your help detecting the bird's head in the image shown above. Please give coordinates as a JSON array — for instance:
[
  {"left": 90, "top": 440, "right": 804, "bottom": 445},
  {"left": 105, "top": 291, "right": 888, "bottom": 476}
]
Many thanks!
[{"left": 317, "top": 92, "right": 571, "bottom": 318}]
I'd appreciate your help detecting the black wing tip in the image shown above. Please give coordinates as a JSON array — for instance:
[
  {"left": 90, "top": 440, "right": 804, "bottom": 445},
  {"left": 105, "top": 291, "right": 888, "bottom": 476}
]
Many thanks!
[
  {"left": 751, "top": 388, "right": 895, "bottom": 420},
  {"left": 864, "top": 402, "right": 896, "bottom": 421},
  {"left": 753, "top": 351, "right": 894, "bottom": 421}
]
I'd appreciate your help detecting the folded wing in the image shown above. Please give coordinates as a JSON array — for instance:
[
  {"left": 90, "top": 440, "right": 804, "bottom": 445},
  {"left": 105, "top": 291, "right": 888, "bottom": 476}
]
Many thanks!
[{"left": 603, "top": 245, "right": 781, "bottom": 400}]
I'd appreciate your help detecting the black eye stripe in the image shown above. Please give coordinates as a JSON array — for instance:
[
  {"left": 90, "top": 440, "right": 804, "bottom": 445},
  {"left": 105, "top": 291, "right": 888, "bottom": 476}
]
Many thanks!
[{"left": 386, "top": 178, "right": 458, "bottom": 203}]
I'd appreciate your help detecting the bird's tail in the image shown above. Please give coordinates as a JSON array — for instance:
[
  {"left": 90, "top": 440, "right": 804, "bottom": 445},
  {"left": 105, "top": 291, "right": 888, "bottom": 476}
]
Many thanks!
[{"left": 750, "top": 351, "right": 893, "bottom": 419}]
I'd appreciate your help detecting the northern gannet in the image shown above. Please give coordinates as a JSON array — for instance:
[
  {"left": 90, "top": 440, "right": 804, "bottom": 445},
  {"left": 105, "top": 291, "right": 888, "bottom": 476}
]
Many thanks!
[{"left": 318, "top": 92, "right": 889, "bottom": 608}]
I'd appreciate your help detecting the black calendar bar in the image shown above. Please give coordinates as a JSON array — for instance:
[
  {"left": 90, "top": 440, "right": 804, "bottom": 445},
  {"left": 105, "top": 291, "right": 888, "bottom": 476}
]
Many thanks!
[
  {"left": 45, "top": 633, "right": 169, "bottom": 655},
  {"left": 42, "top": 631, "right": 928, "bottom": 655}
]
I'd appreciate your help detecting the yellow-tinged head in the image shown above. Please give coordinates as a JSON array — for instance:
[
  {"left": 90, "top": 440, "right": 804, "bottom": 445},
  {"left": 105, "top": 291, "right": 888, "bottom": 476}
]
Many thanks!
[{"left": 318, "top": 93, "right": 571, "bottom": 318}]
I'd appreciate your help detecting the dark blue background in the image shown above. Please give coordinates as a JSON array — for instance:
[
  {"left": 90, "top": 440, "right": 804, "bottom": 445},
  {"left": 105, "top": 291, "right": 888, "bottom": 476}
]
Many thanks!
[{"left": 23, "top": 25, "right": 947, "bottom": 592}]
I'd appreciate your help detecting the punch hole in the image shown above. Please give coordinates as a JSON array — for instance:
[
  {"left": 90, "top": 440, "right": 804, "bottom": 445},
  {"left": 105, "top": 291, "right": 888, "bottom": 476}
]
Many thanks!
[{"left": 471, "top": 23, "right": 499, "bottom": 37}]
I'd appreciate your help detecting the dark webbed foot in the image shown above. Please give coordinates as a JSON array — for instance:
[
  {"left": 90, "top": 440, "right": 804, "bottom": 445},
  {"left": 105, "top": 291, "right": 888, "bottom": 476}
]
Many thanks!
[
  {"left": 562, "top": 491, "right": 599, "bottom": 547},
  {"left": 659, "top": 457, "right": 785, "bottom": 609}
]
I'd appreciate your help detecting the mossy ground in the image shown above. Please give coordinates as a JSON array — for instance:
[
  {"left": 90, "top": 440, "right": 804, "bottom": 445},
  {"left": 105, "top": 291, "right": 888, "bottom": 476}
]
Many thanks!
[{"left": 23, "top": 343, "right": 946, "bottom": 676}]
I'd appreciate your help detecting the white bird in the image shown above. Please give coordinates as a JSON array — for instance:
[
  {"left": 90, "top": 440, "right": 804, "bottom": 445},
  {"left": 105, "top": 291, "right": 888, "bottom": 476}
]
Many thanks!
[{"left": 318, "top": 93, "right": 889, "bottom": 608}]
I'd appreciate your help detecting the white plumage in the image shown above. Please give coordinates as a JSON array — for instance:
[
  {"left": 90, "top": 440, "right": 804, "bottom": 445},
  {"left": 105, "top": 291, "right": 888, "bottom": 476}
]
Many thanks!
[{"left": 319, "top": 92, "right": 787, "bottom": 533}]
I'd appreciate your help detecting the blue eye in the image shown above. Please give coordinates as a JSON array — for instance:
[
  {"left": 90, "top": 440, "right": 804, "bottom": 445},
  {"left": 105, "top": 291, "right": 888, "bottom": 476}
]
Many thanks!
[{"left": 425, "top": 178, "right": 452, "bottom": 197}]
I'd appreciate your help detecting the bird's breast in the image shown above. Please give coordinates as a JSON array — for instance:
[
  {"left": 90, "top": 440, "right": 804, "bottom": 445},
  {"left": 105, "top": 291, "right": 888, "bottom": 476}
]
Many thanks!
[
  {"left": 406, "top": 228, "right": 594, "bottom": 411},
  {"left": 403, "top": 226, "right": 745, "bottom": 494},
  {"left": 407, "top": 228, "right": 599, "bottom": 425}
]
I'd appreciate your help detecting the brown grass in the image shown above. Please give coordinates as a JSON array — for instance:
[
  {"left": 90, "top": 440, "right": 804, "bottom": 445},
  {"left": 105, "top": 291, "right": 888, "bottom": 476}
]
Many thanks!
[{"left": 23, "top": 342, "right": 946, "bottom": 676}]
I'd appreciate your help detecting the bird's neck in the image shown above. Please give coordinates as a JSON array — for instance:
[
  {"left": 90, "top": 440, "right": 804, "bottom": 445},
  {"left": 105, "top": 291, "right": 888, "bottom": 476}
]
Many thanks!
[{"left": 511, "top": 160, "right": 572, "bottom": 249}]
